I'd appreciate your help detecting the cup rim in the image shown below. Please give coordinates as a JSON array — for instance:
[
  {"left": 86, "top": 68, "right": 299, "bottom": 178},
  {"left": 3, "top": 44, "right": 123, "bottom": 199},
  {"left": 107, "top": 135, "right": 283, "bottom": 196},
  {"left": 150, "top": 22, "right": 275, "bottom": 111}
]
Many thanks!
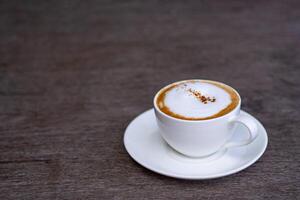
[{"left": 153, "top": 79, "right": 241, "bottom": 123}]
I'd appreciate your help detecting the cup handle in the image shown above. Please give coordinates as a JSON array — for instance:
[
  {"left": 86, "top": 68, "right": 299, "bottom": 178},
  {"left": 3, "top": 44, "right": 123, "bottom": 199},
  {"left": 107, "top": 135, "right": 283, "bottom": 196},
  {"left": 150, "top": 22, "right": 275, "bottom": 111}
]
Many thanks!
[{"left": 222, "top": 114, "right": 259, "bottom": 149}]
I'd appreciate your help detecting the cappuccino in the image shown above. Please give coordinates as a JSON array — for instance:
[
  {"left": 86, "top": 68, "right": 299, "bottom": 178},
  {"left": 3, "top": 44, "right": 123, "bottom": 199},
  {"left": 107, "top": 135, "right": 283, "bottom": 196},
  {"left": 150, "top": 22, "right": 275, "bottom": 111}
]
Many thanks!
[{"left": 156, "top": 80, "right": 239, "bottom": 120}]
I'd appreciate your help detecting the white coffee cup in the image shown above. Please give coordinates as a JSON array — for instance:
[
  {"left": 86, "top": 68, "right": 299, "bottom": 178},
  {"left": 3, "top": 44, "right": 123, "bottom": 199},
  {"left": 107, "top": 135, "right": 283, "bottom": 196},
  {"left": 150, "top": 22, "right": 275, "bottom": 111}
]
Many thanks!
[{"left": 154, "top": 80, "right": 259, "bottom": 157}]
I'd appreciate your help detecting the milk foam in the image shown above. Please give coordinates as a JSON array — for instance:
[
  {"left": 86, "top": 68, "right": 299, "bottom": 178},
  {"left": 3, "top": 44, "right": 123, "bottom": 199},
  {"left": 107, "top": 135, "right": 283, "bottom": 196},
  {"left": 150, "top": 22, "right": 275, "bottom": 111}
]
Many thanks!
[{"left": 164, "top": 81, "right": 232, "bottom": 118}]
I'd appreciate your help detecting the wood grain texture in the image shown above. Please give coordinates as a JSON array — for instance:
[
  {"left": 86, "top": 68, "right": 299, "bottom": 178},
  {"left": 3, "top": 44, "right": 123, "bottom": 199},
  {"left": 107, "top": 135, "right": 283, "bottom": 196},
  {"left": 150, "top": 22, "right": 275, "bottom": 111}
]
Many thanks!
[{"left": 0, "top": 0, "right": 299, "bottom": 199}]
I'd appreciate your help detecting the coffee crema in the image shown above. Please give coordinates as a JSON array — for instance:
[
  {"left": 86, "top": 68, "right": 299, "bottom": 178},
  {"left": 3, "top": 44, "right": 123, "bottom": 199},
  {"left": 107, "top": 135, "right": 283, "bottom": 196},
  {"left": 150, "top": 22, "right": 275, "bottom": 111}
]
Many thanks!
[{"left": 156, "top": 80, "right": 240, "bottom": 120}]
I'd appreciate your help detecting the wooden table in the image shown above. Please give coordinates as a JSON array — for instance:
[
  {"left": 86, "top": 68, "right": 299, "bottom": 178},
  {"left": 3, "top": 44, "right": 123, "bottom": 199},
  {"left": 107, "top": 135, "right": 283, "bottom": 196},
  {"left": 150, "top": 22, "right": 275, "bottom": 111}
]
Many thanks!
[{"left": 1, "top": 0, "right": 299, "bottom": 199}]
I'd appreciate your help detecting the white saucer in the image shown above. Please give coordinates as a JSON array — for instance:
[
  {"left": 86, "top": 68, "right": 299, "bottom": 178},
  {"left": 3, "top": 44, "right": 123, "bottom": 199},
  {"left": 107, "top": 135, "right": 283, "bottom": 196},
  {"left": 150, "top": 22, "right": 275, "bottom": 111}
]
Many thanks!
[{"left": 124, "top": 109, "right": 268, "bottom": 180}]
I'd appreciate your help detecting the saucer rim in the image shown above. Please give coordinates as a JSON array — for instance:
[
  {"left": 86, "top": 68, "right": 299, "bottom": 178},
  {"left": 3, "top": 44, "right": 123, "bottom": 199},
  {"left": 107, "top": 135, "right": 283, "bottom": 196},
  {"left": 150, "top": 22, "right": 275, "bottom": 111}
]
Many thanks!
[{"left": 123, "top": 109, "right": 268, "bottom": 180}]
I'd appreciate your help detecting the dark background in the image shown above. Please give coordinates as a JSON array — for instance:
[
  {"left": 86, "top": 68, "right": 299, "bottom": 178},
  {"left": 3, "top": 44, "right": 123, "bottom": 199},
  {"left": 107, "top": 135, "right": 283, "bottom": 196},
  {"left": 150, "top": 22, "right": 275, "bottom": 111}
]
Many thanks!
[{"left": 0, "top": 0, "right": 299, "bottom": 199}]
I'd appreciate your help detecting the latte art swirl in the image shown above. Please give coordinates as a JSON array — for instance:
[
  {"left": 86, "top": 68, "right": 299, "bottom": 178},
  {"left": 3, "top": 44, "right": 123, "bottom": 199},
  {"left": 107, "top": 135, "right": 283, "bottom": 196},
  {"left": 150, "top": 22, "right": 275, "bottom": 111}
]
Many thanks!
[{"left": 156, "top": 80, "right": 240, "bottom": 120}]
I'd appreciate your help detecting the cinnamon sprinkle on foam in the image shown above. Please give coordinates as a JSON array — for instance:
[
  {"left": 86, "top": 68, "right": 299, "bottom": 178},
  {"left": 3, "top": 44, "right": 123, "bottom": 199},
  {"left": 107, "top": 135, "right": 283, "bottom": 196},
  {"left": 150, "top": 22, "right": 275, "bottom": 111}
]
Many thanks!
[{"left": 187, "top": 88, "right": 216, "bottom": 104}]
